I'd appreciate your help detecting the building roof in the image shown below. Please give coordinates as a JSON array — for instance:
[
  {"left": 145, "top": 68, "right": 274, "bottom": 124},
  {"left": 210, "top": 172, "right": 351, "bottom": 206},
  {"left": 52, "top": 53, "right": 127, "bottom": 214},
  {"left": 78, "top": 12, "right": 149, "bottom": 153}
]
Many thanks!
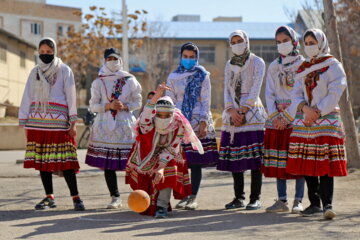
[
  {"left": 145, "top": 21, "right": 292, "bottom": 40},
  {"left": 0, "top": 28, "right": 37, "bottom": 49}
]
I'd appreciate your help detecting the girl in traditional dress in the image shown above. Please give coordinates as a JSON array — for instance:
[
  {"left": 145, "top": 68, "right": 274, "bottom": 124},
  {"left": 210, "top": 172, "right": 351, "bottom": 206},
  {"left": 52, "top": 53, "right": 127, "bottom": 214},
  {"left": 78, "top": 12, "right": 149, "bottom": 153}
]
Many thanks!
[
  {"left": 166, "top": 42, "right": 218, "bottom": 210},
  {"left": 262, "top": 26, "right": 305, "bottom": 214},
  {"left": 85, "top": 48, "right": 142, "bottom": 209},
  {"left": 217, "top": 30, "right": 267, "bottom": 210},
  {"left": 286, "top": 29, "right": 348, "bottom": 220},
  {"left": 19, "top": 37, "right": 84, "bottom": 211},
  {"left": 126, "top": 84, "right": 204, "bottom": 218}
]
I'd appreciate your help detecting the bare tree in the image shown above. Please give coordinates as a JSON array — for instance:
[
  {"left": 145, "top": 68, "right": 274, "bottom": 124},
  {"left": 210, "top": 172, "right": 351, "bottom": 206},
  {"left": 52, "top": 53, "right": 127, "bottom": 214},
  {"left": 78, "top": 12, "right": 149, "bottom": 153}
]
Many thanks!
[
  {"left": 323, "top": 0, "right": 360, "bottom": 168},
  {"left": 131, "top": 20, "right": 175, "bottom": 95},
  {"left": 57, "top": 6, "right": 147, "bottom": 90}
]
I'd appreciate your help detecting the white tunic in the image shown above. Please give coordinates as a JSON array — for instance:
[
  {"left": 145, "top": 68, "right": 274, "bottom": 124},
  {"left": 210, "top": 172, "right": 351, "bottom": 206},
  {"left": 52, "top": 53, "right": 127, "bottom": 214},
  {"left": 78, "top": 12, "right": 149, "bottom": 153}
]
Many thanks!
[
  {"left": 288, "top": 58, "right": 347, "bottom": 119},
  {"left": 166, "top": 71, "right": 216, "bottom": 139},
  {"left": 19, "top": 64, "right": 77, "bottom": 131},
  {"left": 89, "top": 73, "right": 142, "bottom": 149},
  {"left": 265, "top": 56, "right": 304, "bottom": 128},
  {"left": 222, "top": 54, "right": 267, "bottom": 133}
]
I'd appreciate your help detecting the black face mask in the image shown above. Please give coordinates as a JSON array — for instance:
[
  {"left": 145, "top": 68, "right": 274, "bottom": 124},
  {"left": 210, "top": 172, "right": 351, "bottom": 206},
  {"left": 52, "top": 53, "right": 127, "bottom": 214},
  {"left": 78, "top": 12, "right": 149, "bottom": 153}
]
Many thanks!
[{"left": 39, "top": 54, "right": 54, "bottom": 64}]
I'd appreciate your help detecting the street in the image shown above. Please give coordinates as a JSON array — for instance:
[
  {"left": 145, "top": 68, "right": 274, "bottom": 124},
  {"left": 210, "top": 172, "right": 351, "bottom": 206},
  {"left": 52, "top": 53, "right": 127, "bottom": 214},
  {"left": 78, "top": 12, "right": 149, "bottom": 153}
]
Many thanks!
[{"left": 1, "top": 150, "right": 360, "bottom": 240}]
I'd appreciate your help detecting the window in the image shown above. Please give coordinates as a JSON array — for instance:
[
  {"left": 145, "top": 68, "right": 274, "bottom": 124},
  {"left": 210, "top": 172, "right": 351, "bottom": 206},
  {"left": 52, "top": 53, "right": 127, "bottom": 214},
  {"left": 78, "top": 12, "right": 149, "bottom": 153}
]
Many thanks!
[
  {"left": 30, "top": 23, "right": 41, "bottom": 35},
  {"left": 58, "top": 26, "right": 63, "bottom": 36},
  {"left": 250, "top": 45, "right": 278, "bottom": 63},
  {"left": 20, "top": 51, "right": 26, "bottom": 68},
  {"left": 172, "top": 45, "right": 216, "bottom": 64},
  {"left": 199, "top": 45, "right": 215, "bottom": 64},
  {"left": 0, "top": 42, "right": 6, "bottom": 63}
]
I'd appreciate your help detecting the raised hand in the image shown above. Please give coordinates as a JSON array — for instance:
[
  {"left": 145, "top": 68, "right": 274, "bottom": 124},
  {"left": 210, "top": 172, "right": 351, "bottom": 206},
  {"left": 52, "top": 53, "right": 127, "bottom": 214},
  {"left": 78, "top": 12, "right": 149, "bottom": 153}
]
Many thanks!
[{"left": 150, "top": 83, "right": 172, "bottom": 104}]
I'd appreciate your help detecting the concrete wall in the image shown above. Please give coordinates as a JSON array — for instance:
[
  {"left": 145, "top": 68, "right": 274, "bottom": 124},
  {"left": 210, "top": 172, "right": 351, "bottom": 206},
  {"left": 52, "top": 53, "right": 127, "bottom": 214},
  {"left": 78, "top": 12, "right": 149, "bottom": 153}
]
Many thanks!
[{"left": 0, "top": 124, "right": 87, "bottom": 150}]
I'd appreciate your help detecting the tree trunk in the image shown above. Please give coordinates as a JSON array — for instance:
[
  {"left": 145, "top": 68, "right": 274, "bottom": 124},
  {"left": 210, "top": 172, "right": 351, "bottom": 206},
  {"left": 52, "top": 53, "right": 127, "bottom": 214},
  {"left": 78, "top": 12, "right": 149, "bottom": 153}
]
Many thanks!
[{"left": 323, "top": 0, "right": 360, "bottom": 168}]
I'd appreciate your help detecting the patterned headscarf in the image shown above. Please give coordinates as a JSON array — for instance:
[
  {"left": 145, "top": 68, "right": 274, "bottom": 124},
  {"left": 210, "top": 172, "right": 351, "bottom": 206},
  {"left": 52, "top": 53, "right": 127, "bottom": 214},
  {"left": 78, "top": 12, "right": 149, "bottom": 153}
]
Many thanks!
[
  {"left": 304, "top": 28, "right": 331, "bottom": 57},
  {"left": 156, "top": 96, "right": 175, "bottom": 113},
  {"left": 173, "top": 42, "right": 208, "bottom": 121},
  {"left": 229, "top": 30, "right": 251, "bottom": 67},
  {"left": 276, "top": 25, "right": 301, "bottom": 64}
]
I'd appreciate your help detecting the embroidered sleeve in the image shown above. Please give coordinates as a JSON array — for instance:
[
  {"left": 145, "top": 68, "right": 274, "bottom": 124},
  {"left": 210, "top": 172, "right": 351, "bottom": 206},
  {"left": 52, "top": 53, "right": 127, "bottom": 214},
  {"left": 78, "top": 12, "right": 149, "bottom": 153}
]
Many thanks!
[
  {"left": 18, "top": 72, "right": 34, "bottom": 127},
  {"left": 278, "top": 111, "right": 294, "bottom": 125},
  {"left": 199, "top": 74, "right": 211, "bottom": 122},
  {"left": 139, "top": 103, "right": 156, "bottom": 134},
  {"left": 265, "top": 64, "right": 279, "bottom": 121},
  {"left": 317, "top": 63, "right": 347, "bottom": 116},
  {"left": 89, "top": 80, "right": 106, "bottom": 113},
  {"left": 224, "top": 62, "right": 235, "bottom": 111},
  {"left": 287, "top": 77, "right": 305, "bottom": 119},
  {"left": 244, "top": 57, "right": 265, "bottom": 109},
  {"left": 125, "top": 77, "right": 142, "bottom": 112},
  {"left": 64, "top": 67, "right": 78, "bottom": 124}
]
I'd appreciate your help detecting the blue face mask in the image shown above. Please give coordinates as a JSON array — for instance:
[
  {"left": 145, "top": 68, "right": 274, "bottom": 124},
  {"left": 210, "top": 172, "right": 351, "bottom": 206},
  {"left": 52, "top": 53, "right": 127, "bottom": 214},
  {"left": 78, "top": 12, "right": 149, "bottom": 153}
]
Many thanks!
[{"left": 181, "top": 58, "right": 197, "bottom": 70}]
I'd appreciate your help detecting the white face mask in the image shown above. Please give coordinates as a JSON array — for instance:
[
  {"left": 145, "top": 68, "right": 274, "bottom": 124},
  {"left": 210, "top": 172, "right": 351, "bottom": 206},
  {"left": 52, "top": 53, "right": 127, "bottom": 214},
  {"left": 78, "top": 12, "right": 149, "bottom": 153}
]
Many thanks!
[
  {"left": 155, "top": 116, "right": 173, "bottom": 133},
  {"left": 277, "top": 41, "right": 293, "bottom": 56},
  {"left": 106, "top": 60, "right": 122, "bottom": 72},
  {"left": 231, "top": 42, "right": 247, "bottom": 55},
  {"left": 305, "top": 45, "right": 320, "bottom": 58}
]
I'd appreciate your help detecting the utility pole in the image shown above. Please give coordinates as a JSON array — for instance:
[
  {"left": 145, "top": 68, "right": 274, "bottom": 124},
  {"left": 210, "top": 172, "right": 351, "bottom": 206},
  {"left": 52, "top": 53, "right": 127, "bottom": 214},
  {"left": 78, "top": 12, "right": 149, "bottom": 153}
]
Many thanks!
[
  {"left": 122, "top": 0, "right": 129, "bottom": 71},
  {"left": 322, "top": 0, "right": 360, "bottom": 168}
]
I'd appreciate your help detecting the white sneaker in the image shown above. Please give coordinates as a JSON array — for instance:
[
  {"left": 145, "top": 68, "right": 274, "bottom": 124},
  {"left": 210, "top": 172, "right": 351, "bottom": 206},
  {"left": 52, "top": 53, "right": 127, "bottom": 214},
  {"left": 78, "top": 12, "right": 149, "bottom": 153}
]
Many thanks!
[
  {"left": 107, "top": 197, "right": 122, "bottom": 209},
  {"left": 175, "top": 196, "right": 190, "bottom": 209},
  {"left": 291, "top": 200, "right": 304, "bottom": 214},
  {"left": 185, "top": 195, "right": 198, "bottom": 210}
]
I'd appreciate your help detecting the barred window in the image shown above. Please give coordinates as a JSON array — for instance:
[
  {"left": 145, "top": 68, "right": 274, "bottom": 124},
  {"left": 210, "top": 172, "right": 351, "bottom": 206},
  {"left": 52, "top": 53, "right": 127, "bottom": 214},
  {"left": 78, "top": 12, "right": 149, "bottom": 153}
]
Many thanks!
[
  {"left": 250, "top": 45, "right": 278, "bottom": 63},
  {"left": 20, "top": 51, "right": 26, "bottom": 68},
  {"left": 30, "top": 23, "right": 41, "bottom": 35},
  {"left": 0, "top": 42, "right": 6, "bottom": 63}
]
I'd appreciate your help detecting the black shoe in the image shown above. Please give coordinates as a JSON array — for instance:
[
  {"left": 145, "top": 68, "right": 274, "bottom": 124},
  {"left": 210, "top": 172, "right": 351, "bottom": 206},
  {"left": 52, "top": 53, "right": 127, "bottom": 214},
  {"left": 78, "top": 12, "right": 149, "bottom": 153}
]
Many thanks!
[
  {"left": 35, "top": 197, "right": 57, "bottom": 210},
  {"left": 73, "top": 198, "right": 85, "bottom": 211},
  {"left": 246, "top": 200, "right": 261, "bottom": 210},
  {"left": 225, "top": 198, "right": 245, "bottom": 209},
  {"left": 300, "top": 205, "right": 322, "bottom": 217},
  {"left": 155, "top": 206, "right": 168, "bottom": 218}
]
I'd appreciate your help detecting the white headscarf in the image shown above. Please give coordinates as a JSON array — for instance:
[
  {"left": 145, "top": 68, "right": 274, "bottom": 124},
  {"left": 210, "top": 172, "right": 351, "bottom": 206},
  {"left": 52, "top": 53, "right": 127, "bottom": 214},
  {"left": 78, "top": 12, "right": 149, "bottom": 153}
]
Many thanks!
[
  {"left": 304, "top": 28, "right": 331, "bottom": 58},
  {"left": 32, "top": 37, "right": 63, "bottom": 113},
  {"left": 228, "top": 30, "right": 250, "bottom": 49}
]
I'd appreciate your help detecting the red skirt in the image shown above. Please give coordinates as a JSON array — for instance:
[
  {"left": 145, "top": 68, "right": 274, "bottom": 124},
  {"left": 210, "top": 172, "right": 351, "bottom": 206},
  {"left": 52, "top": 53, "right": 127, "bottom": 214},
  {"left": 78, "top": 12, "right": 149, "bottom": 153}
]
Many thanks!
[
  {"left": 125, "top": 158, "right": 192, "bottom": 216},
  {"left": 262, "top": 128, "right": 300, "bottom": 179},
  {"left": 287, "top": 135, "right": 347, "bottom": 177},
  {"left": 24, "top": 129, "right": 79, "bottom": 172}
]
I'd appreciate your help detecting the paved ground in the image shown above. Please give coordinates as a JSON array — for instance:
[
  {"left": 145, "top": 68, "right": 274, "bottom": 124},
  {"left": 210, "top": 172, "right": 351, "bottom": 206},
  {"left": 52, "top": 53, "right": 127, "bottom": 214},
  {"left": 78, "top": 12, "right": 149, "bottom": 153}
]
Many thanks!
[{"left": 1, "top": 150, "right": 360, "bottom": 240}]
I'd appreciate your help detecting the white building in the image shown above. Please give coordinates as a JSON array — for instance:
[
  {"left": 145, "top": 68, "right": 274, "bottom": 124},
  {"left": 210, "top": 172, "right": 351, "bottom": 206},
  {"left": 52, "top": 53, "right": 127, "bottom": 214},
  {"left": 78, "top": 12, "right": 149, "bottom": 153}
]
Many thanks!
[{"left": 0, "top": 0, "right": 81, "bottom": 46}]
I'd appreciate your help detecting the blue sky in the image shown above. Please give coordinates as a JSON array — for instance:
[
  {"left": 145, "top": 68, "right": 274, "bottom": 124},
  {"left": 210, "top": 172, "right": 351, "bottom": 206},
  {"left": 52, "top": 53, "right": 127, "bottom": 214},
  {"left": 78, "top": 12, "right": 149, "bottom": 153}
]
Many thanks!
[{"left": 46, "top": 0, "right": 306, "bottom": 23}]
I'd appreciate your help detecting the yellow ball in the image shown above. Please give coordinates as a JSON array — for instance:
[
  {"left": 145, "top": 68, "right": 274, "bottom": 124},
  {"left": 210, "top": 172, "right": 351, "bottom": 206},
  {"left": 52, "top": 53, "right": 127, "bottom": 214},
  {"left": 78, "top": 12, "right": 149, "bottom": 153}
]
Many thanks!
[{"left": 128, "top": 190, "right": 150, "bottom": 213}]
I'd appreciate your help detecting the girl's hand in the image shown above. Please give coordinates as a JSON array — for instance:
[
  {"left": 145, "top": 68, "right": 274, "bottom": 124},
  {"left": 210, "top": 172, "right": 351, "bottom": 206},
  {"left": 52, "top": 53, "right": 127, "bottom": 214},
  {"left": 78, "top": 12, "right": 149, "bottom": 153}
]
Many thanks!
[
  {"left": 198, "top": 121, "right": 207, "bottom": 138},
  {"left": 150, "top": 83, "right": 172, "bottom": 104},
  {"left": 68, "top": 125, "right": 77, "bottom": 137},
  {"left": 229, "top": 108, "right": 243, "bottom": 126},
  {"left": 303, "top": 106, "right": 320, "bottom": 127},
  {"left": 153, "top": 168, "right": 165, "bottom": 184}
]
